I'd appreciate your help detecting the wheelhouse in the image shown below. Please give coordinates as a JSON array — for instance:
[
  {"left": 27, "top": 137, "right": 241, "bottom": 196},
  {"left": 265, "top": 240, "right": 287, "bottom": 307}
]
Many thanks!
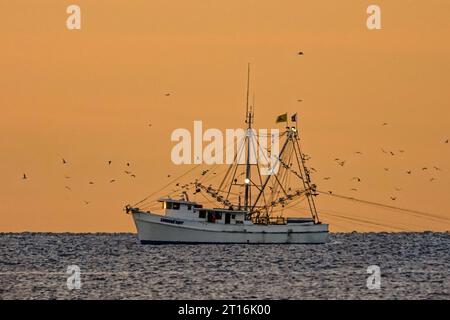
[{"left": 159, "top": 198, "right": 249, "bottom": 225}]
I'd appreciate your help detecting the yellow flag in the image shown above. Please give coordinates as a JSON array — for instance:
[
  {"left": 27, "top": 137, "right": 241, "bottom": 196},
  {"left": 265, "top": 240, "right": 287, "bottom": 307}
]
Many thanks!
[{"left": 275, "top": 113, "right": 288, "bottom": 123}]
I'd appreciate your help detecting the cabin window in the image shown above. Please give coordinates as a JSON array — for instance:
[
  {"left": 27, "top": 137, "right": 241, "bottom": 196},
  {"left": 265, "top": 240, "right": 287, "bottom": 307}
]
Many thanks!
[
  {"left": 207, "top": 212, "right": 215, "bottom": 223},
  {"left": 165, "top": 202, "right": 173, "bottom": 209},
  {"left": 199, "top": 210, "right": 206, "bottom": 219},
  {"left": 231, "top": 214, "right": 236, "bottom": 219},
  {"left": 187, "top": 205, "right": 192, "bottom": 210},
  {"left": 172, "top": 203, "right": 180, "bottom": 210},
  {"left": 236, "top": 220, "right": 243, "bottom": 224},
  {"left": 215, "top": 212, "right": 222, "bottom": 220}
]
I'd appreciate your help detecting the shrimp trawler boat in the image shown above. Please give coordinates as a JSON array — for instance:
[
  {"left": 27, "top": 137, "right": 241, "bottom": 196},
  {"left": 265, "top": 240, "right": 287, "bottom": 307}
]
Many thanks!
[{"left": 125, "top": 71, "right": 328, "bottom": 244}]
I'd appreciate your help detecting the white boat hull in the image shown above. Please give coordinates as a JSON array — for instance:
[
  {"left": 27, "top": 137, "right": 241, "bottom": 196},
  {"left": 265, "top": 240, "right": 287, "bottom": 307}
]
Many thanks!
[{"left": 132, "top": 211, "right": 328, "bottom": 244}]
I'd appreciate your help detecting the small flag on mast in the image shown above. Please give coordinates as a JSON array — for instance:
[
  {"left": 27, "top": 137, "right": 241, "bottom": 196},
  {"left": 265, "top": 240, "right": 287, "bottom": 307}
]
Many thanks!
[
  {"left": 275, "top": 113, "right": 288, "bottom": 123},
  {"left": 291, "top": 113, "right": 297, "bottom": 122}
]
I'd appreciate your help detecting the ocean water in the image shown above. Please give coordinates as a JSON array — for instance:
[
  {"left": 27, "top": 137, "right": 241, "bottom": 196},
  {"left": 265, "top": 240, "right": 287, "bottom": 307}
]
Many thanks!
[{"left": 0, "top": 232, "right": 448, "bottom": 300}]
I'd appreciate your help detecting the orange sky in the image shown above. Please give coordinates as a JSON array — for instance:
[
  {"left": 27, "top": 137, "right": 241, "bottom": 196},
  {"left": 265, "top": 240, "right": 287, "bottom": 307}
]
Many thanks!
[{"left": 1, "top": 1, "right": 450, "bottom": 232}]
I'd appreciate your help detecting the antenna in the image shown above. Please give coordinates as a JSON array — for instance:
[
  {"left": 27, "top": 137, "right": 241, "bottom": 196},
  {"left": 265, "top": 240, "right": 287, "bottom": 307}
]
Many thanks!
[{"left": 245, "top": 63, "right": 251, "bottom": 126}]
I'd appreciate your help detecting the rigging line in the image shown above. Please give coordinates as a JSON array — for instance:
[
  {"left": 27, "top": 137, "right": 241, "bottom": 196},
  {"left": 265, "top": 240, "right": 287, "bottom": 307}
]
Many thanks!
[
  {"left": 198, "top": 189, "right": 218, "bottom": 207},
  {"left": 319, "top": 212, "right": 393, "bottom": 232},
  {"left": 140, "top": 135, "right": 245, "bottom": 207},
  {"left": 224, "top": 136, "right": 247, "bottom": 199},
  {"left": 272, "top": 142, "right": 293, "bottom": 199},
  {"left": 199, "top": 133, "right": 248, "bottom": 183},
  {"left": 343, "top": 200, "right": 450, "bottom": 225},
  {"left": 210, "top": 187, "right": 241, "bottom": 197},
  {"left": 197, "top": 134, "right": 246, "bottom": 185},
  {"left": 312, "top": 205, "right": 431, "bottom": 231},
  {"left": 140, "top": 204, "right": 161, "bottom": 211},
  {"left": 324, "top": 220, "right": 354, "bottom": 232},
  {"left": 132, "top": 164, "right": 202, "bottom": 207},
  {"left": 271, "top": 144, "right": 293, "bottom": 216},
  {"left": 317, "top": 211, "right": 411, "bottom": 232},
  {"left": 250, "top": 131, "right": 292, "bottom": 212},
  {"left": 139, "top": 187, "right": 185, "bottom": 208},
  {"left": 218, "top": 135, "right": 246, "bottom": 192},
  {"left": 283, "top": 143, "right": 295, "bottom": 190},
  {"left": 270, "top": 197, "right": 307, "bottom": 214},
  {"left": 268, "top": 142, "right": 289, "bottom": 205},
  {"left": 281, "top": 150, "right": 293, "bottom": 218},
  {"left": 293, "top": 136, "right": 320, "bottom": 223},
  {"left": 317, "top": 190, "right": 450, "bottom": 223},
  {"left": 200, "top": 167, "right": 228, "bottom": 185},
  {"left": 224, "top": 162, "right": 240, "bottom": 203},
  {"left": 304, "top": 204, "right": 410, "bottom": 231}
]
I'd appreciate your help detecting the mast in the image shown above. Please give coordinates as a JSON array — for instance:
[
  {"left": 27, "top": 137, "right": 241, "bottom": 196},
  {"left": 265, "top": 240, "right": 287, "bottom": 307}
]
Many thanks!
[{"left": 244, "top": 63, "right": 252, "bottom": 211}]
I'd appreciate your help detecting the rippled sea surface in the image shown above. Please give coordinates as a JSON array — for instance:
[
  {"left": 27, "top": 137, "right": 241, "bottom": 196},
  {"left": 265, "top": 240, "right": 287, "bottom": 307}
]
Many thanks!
[{"left": 0, "top": 232, "right": 449, "bottom": 299}]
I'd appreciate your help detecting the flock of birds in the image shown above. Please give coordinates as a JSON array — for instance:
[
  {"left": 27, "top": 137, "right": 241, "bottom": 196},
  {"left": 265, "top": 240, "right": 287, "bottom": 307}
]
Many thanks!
[
  {"left": 318, "top": 123, "right": 449, "bottom": 201},
  {"left": 18, "top": 57, "right": 449, "bottom": 207},
  {"left": 21, "top": 159, "right": 138, "bottom": 205},
  {"left": 19, "top": 89, "right": 178, "bottom": 204},
  {"left": 20, "top": 119, "right": 448, "bottom": 206}
]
